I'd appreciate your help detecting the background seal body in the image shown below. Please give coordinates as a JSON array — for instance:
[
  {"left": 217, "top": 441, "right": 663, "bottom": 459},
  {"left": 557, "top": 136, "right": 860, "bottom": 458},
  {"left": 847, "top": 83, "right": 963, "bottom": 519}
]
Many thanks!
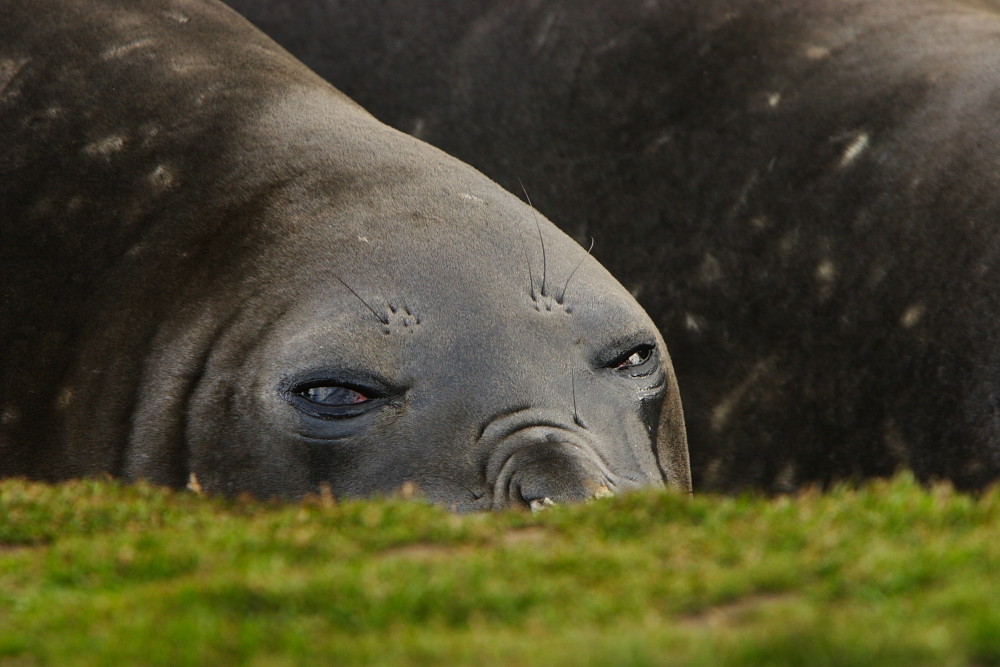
[
  {"left": 0, "top": 0, "right": 690, "bottom": 509},
  {"left": 228, "top": 0, "right": 1000, "bottom": 492}
]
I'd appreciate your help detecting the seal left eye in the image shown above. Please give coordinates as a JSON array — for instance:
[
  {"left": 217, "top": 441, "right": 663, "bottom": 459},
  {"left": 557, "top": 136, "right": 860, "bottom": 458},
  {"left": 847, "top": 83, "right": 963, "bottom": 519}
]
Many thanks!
[
  {"left": 285, "top": 379, "right": 383, "bottom": 419},
  {"left": 300, "top": 385, "right": 370, "bottom": 406}
]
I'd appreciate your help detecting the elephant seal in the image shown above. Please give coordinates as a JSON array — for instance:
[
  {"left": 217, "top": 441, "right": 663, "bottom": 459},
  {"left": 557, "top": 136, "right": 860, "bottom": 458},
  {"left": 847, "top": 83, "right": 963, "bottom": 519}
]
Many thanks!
[
  {"left": 0, "top": 0, "right": 690, "bottom": 510},
  {"left": 227, "top": 0, "right": 1000, "bottom": 492}
]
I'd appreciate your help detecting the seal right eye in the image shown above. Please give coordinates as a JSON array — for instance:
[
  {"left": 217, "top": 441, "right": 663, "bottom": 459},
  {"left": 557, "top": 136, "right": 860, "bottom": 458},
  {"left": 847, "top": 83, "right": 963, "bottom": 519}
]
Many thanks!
[{"left": 611, "top": 344, "right": 655, "bottom": 371}]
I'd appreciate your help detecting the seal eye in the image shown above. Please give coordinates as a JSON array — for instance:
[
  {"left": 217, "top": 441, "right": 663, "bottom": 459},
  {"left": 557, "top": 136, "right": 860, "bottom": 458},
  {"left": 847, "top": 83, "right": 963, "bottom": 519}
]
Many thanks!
[
  {"left": 285, "top": 378, "right": 385, "bottom": 420},
  {"left": 300, "top": 385, "right": 370, "bottom": 406},
  {"left": 610, "top": 344, "right": 655, "bottom": 371}
]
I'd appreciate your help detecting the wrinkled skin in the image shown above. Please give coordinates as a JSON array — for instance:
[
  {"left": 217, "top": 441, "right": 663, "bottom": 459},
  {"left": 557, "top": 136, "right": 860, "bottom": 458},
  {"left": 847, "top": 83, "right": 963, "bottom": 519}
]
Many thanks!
[
  {"left": 228, "top": 0, "right": 1000, "bottom": 492},
  {"left": 0, "top": 0, "right": 690, "bottom": 510}
]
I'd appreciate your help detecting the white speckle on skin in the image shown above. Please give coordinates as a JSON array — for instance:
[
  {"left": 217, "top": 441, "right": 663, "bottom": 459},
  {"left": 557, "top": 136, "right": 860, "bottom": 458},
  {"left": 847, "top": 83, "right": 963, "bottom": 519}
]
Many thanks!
[
  {"left": 646, "top": 131, "right": 673, "bottom": 153},
  {"left": 711, "top": 358, "right": 775, "bottom": 432},
  {"left": 168, "top": 58, "right": 212, "bottom": 75},
  {"left": 411, "top": 117, "right": 426, "bottom": 139},
  {"left": 57, "top": 387, "right": 74, "bottom": 410},
  {"left": 357, "top": 236, "right": 371, "bottom": 244},
  {"left": 1, "top": 406, "right": 20, "bottom": 425},
  {"left": 778, "top": 229, "right": 799, "bottom": 256},
  {"left": 684, "top": 312, "right": 707, "bottom": 333},
  {"left": 815, "top": 258, "right": 837, "bottom": 300},
  {"left": 163, "top": 10, "right": 190, "bottom": 23},
  {"left": 0, "top": 57, "right": 29, "bottom": 97},
  {"left": 594, "top": 36, "right": 624, "bottom": 55},
  {"left": 533, "top": 13, "right": 558, "bottom": 52},
  {"left": 900, "top": 303, "right": 925, "bottom": 328},
  {"left": 148, "top": 164, "right": 176, "bottom": 190},
  {"left": 867, "top": 264, "right": 889, "bottom": 289},
  {"left": 103, "top": 37, "right": 156, "bottom": 59},
  {"left": 815, "top": 259, "right": 836, "bottom": 282},
  {"left": 458, "top": 192, "right": 484, "bottom": 203},
  {"left": 138, "top": 124, "right": 161, "bottom": 147},
  {"left": 712, "top": 400, "right": 735, "bottom": 433},
  {"left": 726, "top": 171, "right": 759, "bottom": 222},
  {"left": 766, "top": 92, "right": 781, "bottom": 108},
  {"left": 707, "top": 11, "right": 739, "bottom": 31},
  {"left": 804, "top": 45, "right": 831, "bottom": 60},
  {"left": 839, "top": 131, "right": 870, "bottom": 168},
  {"left": 83, "top": 134, "right": 126, "bottom": 157},
  {"left": 699, "top": 253, "right": 723, "bottom": 283}
]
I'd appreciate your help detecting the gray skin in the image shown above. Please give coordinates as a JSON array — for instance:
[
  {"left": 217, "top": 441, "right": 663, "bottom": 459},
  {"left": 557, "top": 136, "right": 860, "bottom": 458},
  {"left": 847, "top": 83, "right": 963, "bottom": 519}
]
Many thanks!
[
  {"left": 0, "top": 0, "right": 691, "bottom": 511},
  {"left": 226, "top": 0, "right": 1000, "bottom": 492}
]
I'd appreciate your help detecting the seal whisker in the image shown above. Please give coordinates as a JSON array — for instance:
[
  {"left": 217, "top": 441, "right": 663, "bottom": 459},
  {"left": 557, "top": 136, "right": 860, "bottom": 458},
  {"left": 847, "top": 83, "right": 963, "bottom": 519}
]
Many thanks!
[
  {"left": 558, "top": 236, "right": 595, "bottom": 304},
  {"left": 514, "top": 200, "right": 538, "bottom": 299},
  {"left": 330, "top": 271, "right": 389, "bottom": 325},
  {"left": 571, "top": 367, "right": 586, "bottom": 428},
  {"left": 519, "top": 178, "right": 548, "bottom": 297}
]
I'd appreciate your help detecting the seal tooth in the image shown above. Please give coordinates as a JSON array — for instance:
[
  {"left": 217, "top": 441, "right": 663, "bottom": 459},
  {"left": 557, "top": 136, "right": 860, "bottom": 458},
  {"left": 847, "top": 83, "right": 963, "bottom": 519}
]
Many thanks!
[
  {"left": 592, "top": 485, "right": 613, "bottom": 499},
  {"left": 186, "top": 473, "right": 204, "bottom": 495},
  {"left": 529, "top": 497, "right": 555, "bottom": 512}
]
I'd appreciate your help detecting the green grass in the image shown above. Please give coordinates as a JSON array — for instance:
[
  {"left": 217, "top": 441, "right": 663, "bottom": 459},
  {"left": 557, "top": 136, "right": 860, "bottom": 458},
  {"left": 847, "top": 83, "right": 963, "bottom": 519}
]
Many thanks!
[{"left": 1, "top": 474, "right": 998, "bottom": 666}]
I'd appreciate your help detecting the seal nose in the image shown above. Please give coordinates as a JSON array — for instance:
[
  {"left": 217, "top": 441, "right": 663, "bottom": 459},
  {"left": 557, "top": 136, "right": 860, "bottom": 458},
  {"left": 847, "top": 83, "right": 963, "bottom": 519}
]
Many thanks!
[
  {"left": 495, "top": 440, "right": 619, "bottom": 511},
  {"left": 479, "top": 409, "right": 665, "bottom": 511}
]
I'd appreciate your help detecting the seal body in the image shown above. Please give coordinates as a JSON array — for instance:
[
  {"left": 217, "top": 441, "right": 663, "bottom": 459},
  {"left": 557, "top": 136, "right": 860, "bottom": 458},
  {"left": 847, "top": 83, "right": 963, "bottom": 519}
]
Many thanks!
[
  {"left": 0, "top": 0, "right": 690, "bottom": 509},
  {"left": 227, "top": 0, "right": 1000, "bottom": 491}
]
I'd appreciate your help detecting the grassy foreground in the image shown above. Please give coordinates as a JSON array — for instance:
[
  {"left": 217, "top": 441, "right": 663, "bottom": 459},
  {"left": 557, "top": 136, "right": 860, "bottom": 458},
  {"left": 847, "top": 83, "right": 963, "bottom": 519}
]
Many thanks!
[{"left": 1, "top": 475, "right": 998, "bottom": 666}]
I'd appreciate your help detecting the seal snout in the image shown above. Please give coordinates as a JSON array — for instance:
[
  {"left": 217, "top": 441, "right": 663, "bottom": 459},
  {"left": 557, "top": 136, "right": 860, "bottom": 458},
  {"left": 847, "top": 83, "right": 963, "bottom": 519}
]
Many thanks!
[
  {"left": 480, "top": 413, "right": 636, "bottom": 511},
  {"left": 496, "top": 439, "right": 613, "bottom": 511}
]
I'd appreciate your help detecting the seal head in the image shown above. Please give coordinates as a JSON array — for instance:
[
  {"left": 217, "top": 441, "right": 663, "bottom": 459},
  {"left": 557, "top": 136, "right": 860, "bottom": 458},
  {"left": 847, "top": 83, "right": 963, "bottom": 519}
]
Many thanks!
[{"left": 0, "top": 0, "right": 689, "bottom": 510}]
